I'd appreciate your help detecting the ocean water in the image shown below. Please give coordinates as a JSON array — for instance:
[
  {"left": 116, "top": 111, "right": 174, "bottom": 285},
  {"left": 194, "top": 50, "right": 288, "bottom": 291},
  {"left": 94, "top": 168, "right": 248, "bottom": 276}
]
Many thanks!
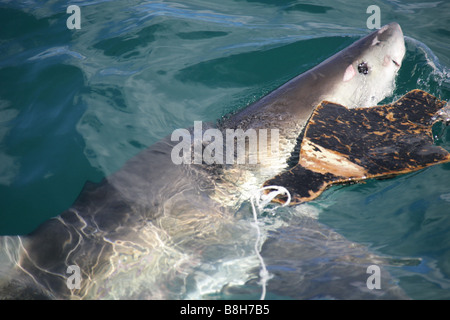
[{"left": 0, "top": 0, "right": 449, "bottom": 299}]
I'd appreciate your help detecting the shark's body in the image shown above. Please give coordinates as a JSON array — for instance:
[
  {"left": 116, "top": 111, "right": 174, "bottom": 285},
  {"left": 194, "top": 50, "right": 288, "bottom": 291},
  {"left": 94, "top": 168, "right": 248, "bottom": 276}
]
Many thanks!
[{"left": 0, "top": 23, "right": 407, "bottom": 299}]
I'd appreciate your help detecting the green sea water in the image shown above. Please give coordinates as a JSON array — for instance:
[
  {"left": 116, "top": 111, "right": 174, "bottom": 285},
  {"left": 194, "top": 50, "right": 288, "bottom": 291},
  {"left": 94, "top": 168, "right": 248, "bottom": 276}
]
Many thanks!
[{"left": 0, "top": 0, "right": 449, "bottom": 299}]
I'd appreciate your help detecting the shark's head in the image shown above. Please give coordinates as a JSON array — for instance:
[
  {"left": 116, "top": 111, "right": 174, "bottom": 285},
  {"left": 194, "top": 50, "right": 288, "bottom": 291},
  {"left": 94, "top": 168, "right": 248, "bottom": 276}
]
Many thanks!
[{"left": 337, "top": 22, "right": 406, "bottom": 108}]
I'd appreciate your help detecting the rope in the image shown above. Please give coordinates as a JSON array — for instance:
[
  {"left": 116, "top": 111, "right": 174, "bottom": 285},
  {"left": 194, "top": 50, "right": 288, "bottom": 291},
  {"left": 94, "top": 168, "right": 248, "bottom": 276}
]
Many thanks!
[{"left": 250, "top": 185, "right": 291, "bottom": 300}]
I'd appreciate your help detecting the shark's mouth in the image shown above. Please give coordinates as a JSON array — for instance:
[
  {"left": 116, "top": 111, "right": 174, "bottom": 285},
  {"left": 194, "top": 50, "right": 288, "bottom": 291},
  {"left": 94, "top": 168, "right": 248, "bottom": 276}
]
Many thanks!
[{"left": 264, "top": 89, "right": 450, "bottom": 205}]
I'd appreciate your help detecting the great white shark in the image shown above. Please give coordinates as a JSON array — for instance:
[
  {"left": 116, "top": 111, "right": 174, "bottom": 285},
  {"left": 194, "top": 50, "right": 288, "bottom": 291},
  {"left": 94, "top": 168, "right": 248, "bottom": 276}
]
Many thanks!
[{"left": 0, "top": 23, "right": 408, "bottom": 299}]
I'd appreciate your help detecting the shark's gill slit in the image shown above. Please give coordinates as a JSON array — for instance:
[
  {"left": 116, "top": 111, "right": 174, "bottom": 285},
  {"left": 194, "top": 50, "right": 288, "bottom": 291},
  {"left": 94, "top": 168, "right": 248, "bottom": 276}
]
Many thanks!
[{"left": 250, "top": 186, "right": 291, "bottom": 300}]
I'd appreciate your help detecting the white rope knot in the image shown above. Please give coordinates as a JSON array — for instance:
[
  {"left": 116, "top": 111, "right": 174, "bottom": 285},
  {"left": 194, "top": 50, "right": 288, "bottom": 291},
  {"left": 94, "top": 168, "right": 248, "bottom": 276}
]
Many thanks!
[
  {"left": 249, "top": 185, "right": 291, "bottom": 300},
  {"left": 253, "top": 186, "right": 291, "bottom": 212}
]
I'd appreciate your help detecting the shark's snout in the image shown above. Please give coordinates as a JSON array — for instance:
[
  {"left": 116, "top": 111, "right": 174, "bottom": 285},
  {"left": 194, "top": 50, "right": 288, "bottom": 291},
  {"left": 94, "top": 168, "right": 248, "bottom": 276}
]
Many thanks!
[{"left": 380, "top": 22, "right": 406, "bottom": 67}]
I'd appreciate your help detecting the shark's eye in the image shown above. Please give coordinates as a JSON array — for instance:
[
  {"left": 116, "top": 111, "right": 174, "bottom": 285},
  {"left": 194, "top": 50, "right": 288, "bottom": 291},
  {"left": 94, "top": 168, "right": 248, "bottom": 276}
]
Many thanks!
[{"left": 358, "top": 62, "right": 369, "bottom": 75}]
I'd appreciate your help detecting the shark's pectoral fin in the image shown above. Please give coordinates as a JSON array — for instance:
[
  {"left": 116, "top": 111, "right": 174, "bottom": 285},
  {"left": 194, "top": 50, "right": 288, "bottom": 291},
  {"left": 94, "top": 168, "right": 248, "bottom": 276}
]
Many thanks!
[{"left": 265, "top": 89, "right": 450, "bottom": 205}]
